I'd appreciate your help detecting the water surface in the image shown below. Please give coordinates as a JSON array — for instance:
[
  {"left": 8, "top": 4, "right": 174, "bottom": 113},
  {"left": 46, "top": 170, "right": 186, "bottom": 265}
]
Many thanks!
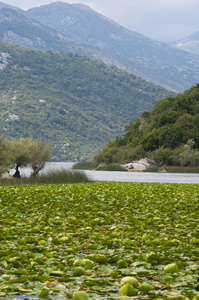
[{"left": 11, "top": 162, "right": 199, "bottom": 184}]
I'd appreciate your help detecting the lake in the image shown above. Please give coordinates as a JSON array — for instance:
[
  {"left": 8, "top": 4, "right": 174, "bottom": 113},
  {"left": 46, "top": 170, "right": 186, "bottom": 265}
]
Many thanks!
[{"left": 10, "top": 162, "right": 199, "bottom": 184}]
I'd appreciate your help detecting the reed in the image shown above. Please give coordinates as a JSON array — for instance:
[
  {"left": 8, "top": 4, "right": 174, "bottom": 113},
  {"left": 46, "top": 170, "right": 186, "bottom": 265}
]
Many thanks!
[{"left": 0, "top": 169, "right": 90, "bottom": 186}]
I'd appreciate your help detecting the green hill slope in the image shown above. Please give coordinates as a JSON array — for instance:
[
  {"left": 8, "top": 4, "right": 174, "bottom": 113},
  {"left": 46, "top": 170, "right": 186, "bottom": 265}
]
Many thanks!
[
  {"left": 0, "top": 41, "right": 173, "bottom": 160},
  {"left": 94, "top": 85, "right": 199, "bottom": 166}
]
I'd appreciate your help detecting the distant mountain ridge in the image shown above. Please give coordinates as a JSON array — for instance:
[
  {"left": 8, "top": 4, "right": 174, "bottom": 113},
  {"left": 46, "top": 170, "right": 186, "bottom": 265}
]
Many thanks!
[
  {"left": 171, "top": 32, "right": 199, "bottom": 56},
  {"left": 0, "top": 7, "right": 128, "bottom": 68},
  {"left": 0, "top": 1, "right": 22, "bottom": 13},
  {"left": 26, "top": 2, "right": 199, "bottom": 92},
  {"left": 0, "top": 1, "right": 199, "bottom": 92}
]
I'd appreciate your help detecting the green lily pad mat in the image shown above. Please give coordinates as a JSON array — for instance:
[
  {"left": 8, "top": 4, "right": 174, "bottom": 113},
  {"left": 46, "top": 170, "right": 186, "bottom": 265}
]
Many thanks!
[{"left": 0, "top": 182, "right": 198, "bottom": 299}]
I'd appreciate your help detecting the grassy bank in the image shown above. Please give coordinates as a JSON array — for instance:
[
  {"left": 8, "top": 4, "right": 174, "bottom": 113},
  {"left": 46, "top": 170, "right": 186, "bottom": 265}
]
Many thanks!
[
  {"left": 72, "top": 161, "right": 98, "bottom": 170},
  {"left": 0, "top": 181, "right": 198, "bottom": 299},
  {"left": 73, "top": 162, "right": 127, "bottom": 171},
  {"left": 145, "top": 165, "right": 199, "bottom": 173},
  {"left": 165, "top": 166, "right": 199, "bottom": 173},
  {"left": 74, "top": 162, "right": 199, "bottom": 173},
  {"left": 0, "top": 169, "right": 90, "bottom": 186},
  {"left": 97, "top": 163, "right": 127, "bottom": 171}
]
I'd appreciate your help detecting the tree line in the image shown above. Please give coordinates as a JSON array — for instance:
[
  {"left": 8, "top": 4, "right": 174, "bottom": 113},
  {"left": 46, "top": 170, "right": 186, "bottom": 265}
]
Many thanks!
[{"left": 0, "top": 137, "right": 51, "bottom": 178}]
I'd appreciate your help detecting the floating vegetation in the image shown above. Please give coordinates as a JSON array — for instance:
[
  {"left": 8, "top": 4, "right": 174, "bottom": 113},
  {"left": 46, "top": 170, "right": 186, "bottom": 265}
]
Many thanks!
[{"left": 0, "top": 182, "right": 198, "bottom": 299}]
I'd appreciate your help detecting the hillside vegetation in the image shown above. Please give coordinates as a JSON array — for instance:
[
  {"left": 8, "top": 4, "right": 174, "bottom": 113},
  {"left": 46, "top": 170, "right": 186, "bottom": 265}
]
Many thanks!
[
  {"left": 94, "top": 85, "right": 199, "bottom": 166},
  {"left": 0, "top": 41, "right": 173, "bottom": 161}
]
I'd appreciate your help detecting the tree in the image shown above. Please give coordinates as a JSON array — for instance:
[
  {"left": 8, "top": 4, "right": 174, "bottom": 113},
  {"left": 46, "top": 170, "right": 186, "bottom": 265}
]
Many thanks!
[
  {"left": 5, "top": 138, "right": 31, "bottom": 178},
  {"left": 0, "top": 136, "right": 12, "bottom": 176},
  {"left": 4, "top": 138, "right": 51, "bottom": 178},
  {"left": 141, "top": 129, "right": 160, "bottom": 151},
  {"left": 179, "top": 139, "right": 199, "bottom": 166},
  {"left": 28, "top": 140, "right": 51, "bottom": 177}
]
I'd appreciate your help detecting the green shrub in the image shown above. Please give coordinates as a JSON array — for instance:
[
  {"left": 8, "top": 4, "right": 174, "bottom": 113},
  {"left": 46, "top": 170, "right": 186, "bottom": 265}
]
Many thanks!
[
  {"left": 148, "top": 147, "right": 172, "bottom": 165},
  {"left": 72, "top": 162, "right": 98, "bottom": 170},
  {"left": 179, "top": 139, "right": 199, "bottom": 166},
  {"left": 144, "top": 166, "right": 160, "bottom": 172},
  {"left": 165, "top": 166, "right": 199, "bottom": 173},
  {"left": 98, "top": 164, "right": 127, "bottom": 171}
]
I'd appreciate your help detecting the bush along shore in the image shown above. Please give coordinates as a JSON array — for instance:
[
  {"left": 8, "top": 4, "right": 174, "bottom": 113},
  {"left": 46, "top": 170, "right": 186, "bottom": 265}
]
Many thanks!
[{"left": 73, "top": 159, "right": 199, "bottom": 172}]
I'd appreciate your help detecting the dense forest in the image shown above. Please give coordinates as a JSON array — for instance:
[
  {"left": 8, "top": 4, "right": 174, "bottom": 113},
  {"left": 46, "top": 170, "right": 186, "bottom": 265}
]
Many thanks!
[
  {"left": 0, "top": 41, "right": 173, "bottom": 161},
  {"left": 94, "top": 85, "right": 199, "bottom": 166}
]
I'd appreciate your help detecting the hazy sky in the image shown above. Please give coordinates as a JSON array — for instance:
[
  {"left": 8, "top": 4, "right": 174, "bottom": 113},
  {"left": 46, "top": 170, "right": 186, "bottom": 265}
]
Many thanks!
[{"left": 1, "top": 0, "right": 199, "bottom": 43}]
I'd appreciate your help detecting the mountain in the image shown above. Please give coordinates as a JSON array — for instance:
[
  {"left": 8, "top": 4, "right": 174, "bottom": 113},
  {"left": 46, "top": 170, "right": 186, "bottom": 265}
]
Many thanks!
[
  {"left": 0, "top": 6, "right": 127, "bottom": 67},
  {"left": 0, "top": 41, "right": 173, "bottom": 161},
  {"left": 171, "top": 32, "right": 199, "bottom": 55},
  {"left": 25, "top": 2, "right": 199, "bottom": 92},
  {"left": 0, "top": 1, "right": 199, "bottom": 92},
  {"left": 0, "top": 1, "right": 22, "bottom": 13},
  {"left": 94, "top": 85, "right": 199, "bottom": 166}
]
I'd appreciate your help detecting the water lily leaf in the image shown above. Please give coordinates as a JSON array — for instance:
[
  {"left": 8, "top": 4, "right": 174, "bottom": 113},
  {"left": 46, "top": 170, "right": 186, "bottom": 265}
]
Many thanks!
[
  {"left": 8, "top": 276, "right": 28, "bottom": 284},
  {"left": 0, "top": 259, "right": 8, "bottom": 268},
  {"left": 116, "top": 297, "right": 132, "bottom": 300},
  {"left": 72, "top": 267, "right": 85, "bottom": 276},
  {"left": 98, "top": 265, "right": 113, "bottom": 274},
  {"left": 48, "top": 270, "right": 65, "bottom": 277},
  {"left": 118, "top": 283, "right": 137, "bottom": 296},
  {"left": 164, "top": 263, "right": 179, "bottom": 274},
  {"left": 117, "top": 260, "right": 128, "bottom": 268},
  {"left": 72, "top": 291, "right": 89, "bottom": 300},
  {"left": 139, "top": 282, "right": 154, "bottom": 294},
  {"left": 38, "top": 288, "right": 50, "bottom": 298},
  {"left": 120, "top": 276, "right": 139, "bottom": 288}
]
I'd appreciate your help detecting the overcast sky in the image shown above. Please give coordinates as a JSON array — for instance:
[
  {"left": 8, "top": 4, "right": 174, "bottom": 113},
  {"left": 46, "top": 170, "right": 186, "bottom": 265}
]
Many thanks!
[{"left": 1, "top": 0, "right": 199, "bottom": 43}]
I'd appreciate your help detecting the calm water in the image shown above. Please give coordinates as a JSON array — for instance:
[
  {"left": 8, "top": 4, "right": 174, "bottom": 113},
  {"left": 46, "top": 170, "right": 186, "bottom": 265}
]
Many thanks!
[{"left": 11, "top": 162, "right": 199, "bottom": 184}]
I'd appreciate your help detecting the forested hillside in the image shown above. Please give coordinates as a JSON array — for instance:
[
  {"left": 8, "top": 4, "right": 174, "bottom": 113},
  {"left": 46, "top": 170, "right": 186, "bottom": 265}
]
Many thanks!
[
  {"left": 0, "top": 41, "right": 173, "bottom": 161},
  {"left": 94, "top": 85, "right": 199, "bottom": 166}
]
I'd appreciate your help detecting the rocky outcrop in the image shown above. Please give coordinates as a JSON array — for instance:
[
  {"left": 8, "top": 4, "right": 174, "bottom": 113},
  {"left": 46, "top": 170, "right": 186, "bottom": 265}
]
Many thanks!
[{"left": 122, "top": 158, "right": 155, "bottom": 172}]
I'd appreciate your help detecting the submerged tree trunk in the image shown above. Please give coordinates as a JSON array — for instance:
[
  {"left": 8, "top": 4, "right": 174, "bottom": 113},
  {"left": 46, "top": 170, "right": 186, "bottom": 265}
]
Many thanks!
[{"left": 13, "top": 164, "right": 21, "bottom": 178}]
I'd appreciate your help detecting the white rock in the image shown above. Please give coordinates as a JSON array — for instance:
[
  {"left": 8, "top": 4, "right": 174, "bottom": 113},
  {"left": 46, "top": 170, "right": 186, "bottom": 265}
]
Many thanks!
[{"left": 122, "top": 158, "right": 155, "bottom": 172}]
